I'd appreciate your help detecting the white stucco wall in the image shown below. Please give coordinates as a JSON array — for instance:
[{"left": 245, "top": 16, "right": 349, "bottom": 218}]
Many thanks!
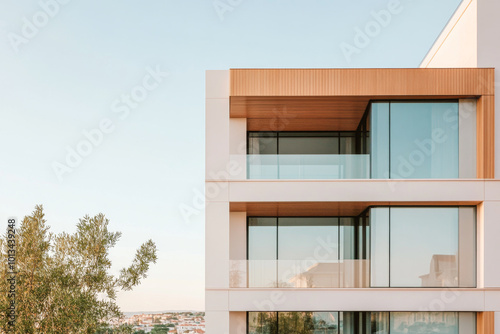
[
  {"left": 206, "top": 70, "right": 232, "bottom": 334},
  {"left": 477, "top": 0, "right": 500, "bottom": 181},
  {"left": 420, "top": 0, "right": 477, "bottom": 68}
]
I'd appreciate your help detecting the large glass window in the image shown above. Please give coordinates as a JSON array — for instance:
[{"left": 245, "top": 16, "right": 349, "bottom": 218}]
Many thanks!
[
  {"left": 390, "top": 312, "right": 458, "bottom": 334},
  {"left": 248, "top": 312, "right": 475, "bottom": 334},
  {"left": 370, "top": 207, "right": 476, "bottom": 288},
  {"left": 370, "top": 208, "right": 390, "bottom": 288},
  {"left": 248, "top": 218, "right": 277, "bottom": 288},
  {"left": 248, "top": 312, "right": 277, "bottom": 334},
  {"left": 248, "top": 132, "right": 354, "bottom": 155},
  {"left": 247, "top": 207, "right": 476, "bottom": 289},
  {"left": 247, "top": 217, "right": 369, "bottom": 288},
  {"left": 278, "top": 312, "right": 338, "bottom": 334},
  {"left": 277, "top": 218, "right": 339, "bottom": 288},
  {"left": 370, "top": 101, "right": 459, "bottom": 179},
  {"left": 370, "top": 102, "right": 390, "bottom": 179},
  {"left": 248, "top": 101, "right": 470, "bottom": 180},
  {"left": 390, "top": 208, "right": 458, "bottom": 287}
]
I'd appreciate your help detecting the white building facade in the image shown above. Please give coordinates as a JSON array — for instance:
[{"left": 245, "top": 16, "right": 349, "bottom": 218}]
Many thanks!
[{"left": 205, "top": 1, "right": 500, "bottom": 333}]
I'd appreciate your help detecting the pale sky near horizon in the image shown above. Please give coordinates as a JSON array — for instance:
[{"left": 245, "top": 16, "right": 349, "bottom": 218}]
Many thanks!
[{"left": 0, "top": 0, "right": 462, "bottom": 312}]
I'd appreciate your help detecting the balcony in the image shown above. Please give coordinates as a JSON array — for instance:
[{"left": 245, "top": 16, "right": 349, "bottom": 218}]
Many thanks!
[
  {"left": 232, "top": 208, "right": 476, "bottom": 289},
  {"left": 243, "top": 101, "right": 480, "bottom": 180},
  {"left": 247, "top": 154, "right": 370, "bottom": 179}
]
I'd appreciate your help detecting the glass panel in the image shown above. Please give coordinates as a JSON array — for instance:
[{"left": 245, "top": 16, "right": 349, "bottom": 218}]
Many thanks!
[
  {"left": 248, "top": 218, "right": 277, "bottom": 288},
  {"left": 390, "top": 208, "right": 459, "bottom": 287},
  {"left": 370, "top": 208, "right": 390, "bottom": 287},
  {"left": 312, "top": 312, "right": 340, "bottom": 333},
  {"left": 247, "top": 155, "right": 279, "bottom": 179},
  {"left": 370, "top": 102, "right": 390, "bottom": 179},
  {"left": 249, "top": 312, "right": 471, "bottom": 334},
  {"left": 340, "top": 218, "right": 356, "bottom": 260},
  {"left": 278, "top": 218, "right": 339, "bottom": 288},
  {"left": 247, "top": 131, "right": 366, "bottom": 179},
  {"left": 340, "top": 136, "right": 356, "bottom": 154},
  {"left": 370, "top": 312, "right": 389, "bottom": 334},
  {"left": 340, "top": 312, "right": 389, "bottom": 334},
  {"left": 248, "top": 312, "right": 278, "bottom": 334},
  {"left": 340, "top": 218, "right": 361, "bottom": 288},
  {"left": 248, "top": 155, "right": 370, "bottom": 179},
  {"left": 278, "top": 312, "right": 339, "bottom": 334},
  {"left": 279, "top": 137, "right": 339, "bottom": 154},
  {"left": 248, "top": 133, "right": 277, "bottom": 155},
  {"left": 390, "top": 102, "right": 459, "bottom": 179},
  {"left": 390, "top": 312, "right": 459, "bottom": 334},
  {"left": 277, "top": 312, "right": 309, "bottom": 334},
  {"left": 340, "top": 312, "right": 355, "bottom": 334}
]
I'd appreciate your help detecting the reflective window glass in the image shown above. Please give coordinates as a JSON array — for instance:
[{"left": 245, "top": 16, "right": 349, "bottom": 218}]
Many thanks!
[{"left": 390, "top": 102, "right": 459, "bottom": 179}]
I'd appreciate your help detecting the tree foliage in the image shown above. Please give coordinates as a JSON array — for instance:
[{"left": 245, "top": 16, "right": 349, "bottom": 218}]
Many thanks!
[
  {"left": 0, "top": 205, "right": 157, "bottom": 334},
  {"left": 150, "top": 324, "right": 170, "bottom": 334}
]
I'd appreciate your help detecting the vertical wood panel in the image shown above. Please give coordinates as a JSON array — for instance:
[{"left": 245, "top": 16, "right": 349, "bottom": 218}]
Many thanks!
[
  {"left": 477, "top": 312, "right": 495, "bottom": 334},
  {"left": 477, "top": 97, "right": 485, "bottom": 178},
  {"left": 230, "top": 68, "right": 495, "bottom": 97},
  {"left": 477, "top": 96, "right": 495, "bottom": 178},
  {"left": 230, "top": 69, "right": 495, "bottom": 178}
]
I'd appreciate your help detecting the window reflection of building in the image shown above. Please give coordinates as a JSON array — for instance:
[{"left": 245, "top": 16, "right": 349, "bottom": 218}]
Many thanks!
[
  {"left": 419, "top": 254, "right": 458, "bottom": 287},
  {"left": 288, "top": 261, "right": 369, "bottom": 288}
]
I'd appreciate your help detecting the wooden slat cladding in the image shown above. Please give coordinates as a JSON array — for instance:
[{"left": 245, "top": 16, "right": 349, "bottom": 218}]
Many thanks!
[
  {"left": 232, "top": 96, "right": 370, "bottom": 131},
  {"left": 230, "top": 96, "right": 370, "bottom": 118},
  {"left": 247, "top": 118, "right": 361, "bottom": 131},
  {"left": 231, "top": 95, "right": 477, "bottom": 119},
  {"left": 230, "top": 68, "right": 495, "bottom": 97},
  {"left": 477, "top": 96, "right": 495, "bottom": 178},
  {"left": 230, "top": 201, "right": 480, "bottom": 217},
  {"left": 477, "top": 312, "right": 495, "bottom": 334}
]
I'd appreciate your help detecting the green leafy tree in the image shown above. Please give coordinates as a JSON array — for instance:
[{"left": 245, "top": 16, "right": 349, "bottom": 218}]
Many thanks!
[
  {"left": 133, "top": 330, "right": 146, "bottom": 334},
  {"left": 150, "top": 324, "right": 170, "bottom": 334},
  {"left": 0, "top": 205, "right": 157, "bottom": 334},
  {"left": 95, "top": 324, "right": 134, "bottom": 334}
]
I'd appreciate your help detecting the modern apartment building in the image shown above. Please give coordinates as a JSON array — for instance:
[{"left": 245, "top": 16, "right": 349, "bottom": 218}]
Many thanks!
[{"left": 205, "top": 1, "right": 500, "bottom": 333}]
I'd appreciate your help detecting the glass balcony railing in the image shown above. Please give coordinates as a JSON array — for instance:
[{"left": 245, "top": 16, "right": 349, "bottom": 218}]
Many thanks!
[
  {"left": 229, "top": 260, "right": 370, "bottom": 288},
  {"left": 247, "top": 154, "right": 370, "bottom": 179}
]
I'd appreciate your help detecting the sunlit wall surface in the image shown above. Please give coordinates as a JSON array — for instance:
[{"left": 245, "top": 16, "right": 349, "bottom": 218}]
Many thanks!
[{"left": 248, "top": 312, "right": 475, "bottom": 334}]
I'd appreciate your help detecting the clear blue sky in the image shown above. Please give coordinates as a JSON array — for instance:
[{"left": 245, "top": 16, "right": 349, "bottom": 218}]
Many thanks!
[{"left": 0, "top": 0, "right": 461, "bottom": 312}]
